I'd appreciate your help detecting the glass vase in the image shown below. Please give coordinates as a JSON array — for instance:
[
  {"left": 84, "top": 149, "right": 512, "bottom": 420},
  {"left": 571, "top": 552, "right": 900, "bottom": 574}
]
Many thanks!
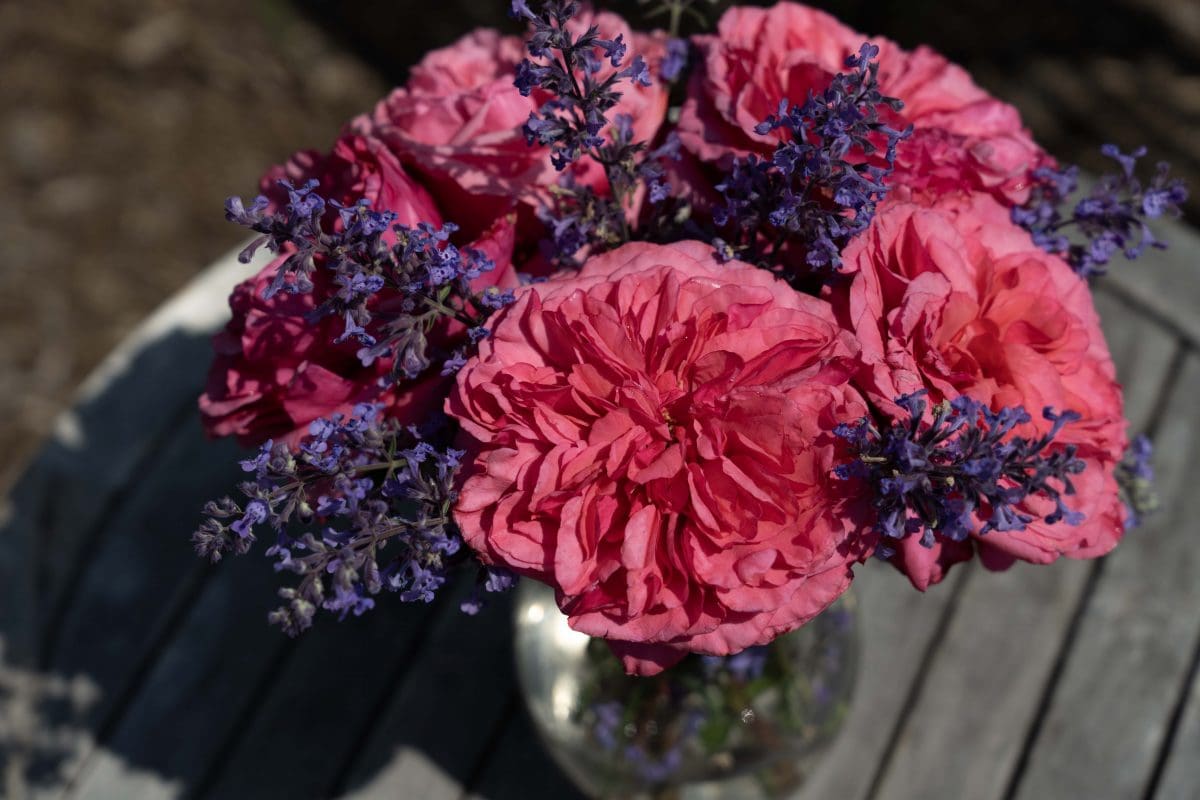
[{"left": 513, "top": 580, "right": 858, "bottom": 800}]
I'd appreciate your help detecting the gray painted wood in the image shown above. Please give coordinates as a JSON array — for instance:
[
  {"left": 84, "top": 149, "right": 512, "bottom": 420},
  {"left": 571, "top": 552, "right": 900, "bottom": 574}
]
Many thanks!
[
  {"left": 44, "top": 417, "right": 241, "bottom": 698},
  {"left": 62, "top": 525, "right": 288, "bottom": 800},
  {"left": 1092, "top": 288, "right": 1180, "bottom": 433},
  {"left": 1155, "top": 658, "right": 1200, "bottom": 800},
  {"left": 196, "top": 596, "right": 441, "bottom": 800},
  {"left": 335, "top": 589, "right": 518, "bottom": 800},
  {"left": 873, "top": 559, "right": 1091, "bottom": 800},
  {"left": 24, "top": 415, "right": 243, "bottom": 798},
  {"left": 464, "top": 708, "right": 584, "bottom": 800},
  {"left": 1100, "top": 215, "right": 1200, "bottom": 347},
  {"left": 61, "top": 462, "right": 485, "bottom": 800},
  {"left": 794, "top": 563, "right": 967, "bottom": 800},
  {"left": 0, "top": 244, "right": 259, "bottom": 667},
  {"left": 1013, "top": 354, "right": 1200, "bottom": 800}
]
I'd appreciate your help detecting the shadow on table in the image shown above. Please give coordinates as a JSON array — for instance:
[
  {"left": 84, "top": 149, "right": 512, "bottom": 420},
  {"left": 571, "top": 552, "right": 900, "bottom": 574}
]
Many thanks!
[{"left": 0, "top": 328, "right": 579, "bottom": 798}]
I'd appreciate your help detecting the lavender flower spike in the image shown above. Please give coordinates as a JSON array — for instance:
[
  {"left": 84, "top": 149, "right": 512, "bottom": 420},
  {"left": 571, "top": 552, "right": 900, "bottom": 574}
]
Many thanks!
[
  {"left": 1014, "top": 144, "right": 1189, "bottom": 278},
  {"left": 223, "top": 183, "right": 515, "bottom": 383},
  {"left": 513, "top": 0, "right": 680, "bottom": 269},
  {"left": 712, "top": 42, "right": 912, "bottom": 279},
  {"left": 836, "top": 392, "right": 1086, "bottom": 558},
  {"left": 194, "top": 404, "right": 514, "bottom": 635},
  {"left": 1117, "top": 435, "right": 1158, "bottom": 530}
]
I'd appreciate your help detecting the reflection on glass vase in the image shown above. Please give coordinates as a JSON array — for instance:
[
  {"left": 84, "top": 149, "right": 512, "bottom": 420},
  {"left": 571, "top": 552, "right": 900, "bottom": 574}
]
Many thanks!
[{"left": 514, "top": 579, "right": 858, "bottom": 800}]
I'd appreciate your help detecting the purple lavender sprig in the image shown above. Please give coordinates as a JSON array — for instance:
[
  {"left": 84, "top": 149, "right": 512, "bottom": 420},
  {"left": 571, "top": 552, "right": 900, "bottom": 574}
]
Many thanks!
[
  {"left": 1013, "top": 145, "right": 1189, "bottom": 278},
  {"left": 512, "top": 0, "right": 681, "bottom": 268},
  {"left": 194, "top": 404, "right": 515, "bottom": 634},
  {"left": 226, "top": 180, "right": 514, "bottom": 382},
  {"left": 836, "top": 392, "right": 1086, "bottom": 559},
  {"left": 659, "top": 37, "right": 689, "bottom": 82},
  {"left": 1116, "top": 435, "right": 1157, "bottom": 529},
  {"left": 712, "top": 43, "right": 912, "bottom": 279},
  {"left": 512, "top": 0, "right": 651, "bottom": 172}
]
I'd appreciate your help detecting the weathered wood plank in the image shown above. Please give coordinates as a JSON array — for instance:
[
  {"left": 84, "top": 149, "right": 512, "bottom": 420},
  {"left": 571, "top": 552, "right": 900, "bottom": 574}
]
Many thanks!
[
  {"left": 1092, "top": 288, "right": 1179, "bottom": 432},
  {"left": 1012, "top": 354, "right": 1200, "bottom": 800},
  {"left": 20, "top": 415, "right": 243, "bottom": 798},
  {"left": 1098, "top": 218, "right": 1200, "bottom": 348},
  {"left": 1154, "top": 654, "right": 1200, "bottom": 800},
  {"left": 871, "top": 558, "right": 1091, "bottom": 800},
  {"left": 61, "top": 538, "right": 288, "bottom": 800},
  {"left": 335, "top": 590, "right": 518, "bottom": 800},
  {"left": 44, "top": 418, "right": 240, "bottom": 686},
  {"left": 196, "top": 593, "right": 441, "bottom": 799},
  {"left": 794, "top": 563, "right": 967, "bottom": 800},
  {"left": 463, "top": 707, "right": 584, "bottom": 800},
  {"left": 867, "top": 292, "right": 1178, "bottom": 800},
  {"left": 61, "top": 470, "right": 505, "bottom": 800},
  {"left": 0, "top": 243, "right": 258, "bottom": 667}
]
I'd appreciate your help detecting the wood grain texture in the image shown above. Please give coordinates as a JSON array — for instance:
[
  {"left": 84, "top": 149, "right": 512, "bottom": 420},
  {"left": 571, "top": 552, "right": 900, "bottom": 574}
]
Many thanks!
[
  {"left": 25, "top": 415, "right": 243, "bottom": 798},
  {"left": 335, "top": 591, "right": 518, "bottom": 800},
  {"left": 1154, "top": 655, "right": 1200, "bottom": 800},
  {"left": 44, "top": 418, "right": 241, "bottom": 700},
  {"left": 196, "top": 594, "right": 440, "bottom": 800},
  {"left": 872, "top": 559, "right": 1091, "bottom": 800},
  {"left": 794, "top": 563, "right": 967, "bottom": 800},
  {"left": 1092, "top": 288, "right": 1179, "bottom": 432},
  {"left": 1100, "top": 218, "right": 1200, "bottom": 347},
  {"left": 463, "top": 708, "right": 584, "bottom": 800},
  {"left": 1013, "top": 354, "right": 1200, "bottom": 800},
  {"left": 62, "top": 531, "right": 289, "bottom": 800}
]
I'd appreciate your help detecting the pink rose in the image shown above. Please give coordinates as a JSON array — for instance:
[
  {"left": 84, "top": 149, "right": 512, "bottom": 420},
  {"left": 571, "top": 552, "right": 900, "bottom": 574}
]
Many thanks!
[
  {"left": 200, "top": 134, "right": 518, "bottom": 446},
  {"left": 447, "top": 241, "right": 872, "bottom": 674},
  {"left": 678, "top": 2, "right": 1046, "bottom": 203},
  {"left": 257, "top": 135, "right": 441, "bottom": 226},
  {"left": 829, "top": 192, "right": 1128, "bottom": 588},
  {"left": 352, "top": 15, "right": 670, "bottom": 230}
]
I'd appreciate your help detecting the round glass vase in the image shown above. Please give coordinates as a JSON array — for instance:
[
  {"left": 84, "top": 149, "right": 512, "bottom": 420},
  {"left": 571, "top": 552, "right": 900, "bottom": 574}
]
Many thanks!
[{"left": 513, "top": 580, "right": 858, "bottom": 800}]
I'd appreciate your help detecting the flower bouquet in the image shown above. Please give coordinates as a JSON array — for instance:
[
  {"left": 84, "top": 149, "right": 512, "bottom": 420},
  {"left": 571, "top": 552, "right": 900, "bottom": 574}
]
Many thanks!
[{"left": 193, "top": 0, "right": 1182, "bottom": 795}]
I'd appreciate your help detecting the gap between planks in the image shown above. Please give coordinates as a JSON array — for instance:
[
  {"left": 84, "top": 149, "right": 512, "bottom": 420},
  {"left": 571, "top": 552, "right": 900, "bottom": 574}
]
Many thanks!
[
  {"left": 1003, "top": 339, "right": 1191, "bottom": 800},
  {"left": 1009, "top": 351, "right": 1200, "bottom": 799}
]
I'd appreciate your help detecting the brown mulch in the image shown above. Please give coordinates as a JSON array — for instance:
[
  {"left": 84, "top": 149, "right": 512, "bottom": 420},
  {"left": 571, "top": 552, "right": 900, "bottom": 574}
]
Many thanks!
[{"left": 0, "top": 0, "right": 385, "bottom": 488}]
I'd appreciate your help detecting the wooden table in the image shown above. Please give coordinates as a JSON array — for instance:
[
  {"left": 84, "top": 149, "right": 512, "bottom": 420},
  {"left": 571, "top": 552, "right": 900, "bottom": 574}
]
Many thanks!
[{"left": 3, "top": 221, "right": 1199, "bottom": 800}]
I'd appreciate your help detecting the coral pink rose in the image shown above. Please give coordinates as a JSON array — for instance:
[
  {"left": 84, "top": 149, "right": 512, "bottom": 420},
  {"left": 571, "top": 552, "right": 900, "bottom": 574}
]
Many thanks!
[
  {"left": 200, "top": 134, "right": 518, "bottom": 446},
  {"left": 352, "top": 15, "right": 670, "bottom": 231},
  {"left": 447, "top": 241, "right": 873, "bottom": 674},
  {"left": 678, "top": 2, "right": 1046, "bottom": 204},
  {"left": 829, "top": 192, "right": 1128, "bottom": 589}
]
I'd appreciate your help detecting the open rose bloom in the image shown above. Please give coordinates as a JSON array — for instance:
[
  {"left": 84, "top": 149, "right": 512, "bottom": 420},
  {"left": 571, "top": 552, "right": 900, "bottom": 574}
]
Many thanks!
[
  {"left": 198, "top": 1, "right": 1180, "bottom": 676},
  {"left": 448, "top": 242, "right": 874, "bottom": 673}
]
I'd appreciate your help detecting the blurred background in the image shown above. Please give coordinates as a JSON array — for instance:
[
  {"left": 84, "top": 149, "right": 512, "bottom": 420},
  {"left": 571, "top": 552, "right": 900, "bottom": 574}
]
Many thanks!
[{"left": 0, "top": 0, "right": 1196, "bottom": 491}]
